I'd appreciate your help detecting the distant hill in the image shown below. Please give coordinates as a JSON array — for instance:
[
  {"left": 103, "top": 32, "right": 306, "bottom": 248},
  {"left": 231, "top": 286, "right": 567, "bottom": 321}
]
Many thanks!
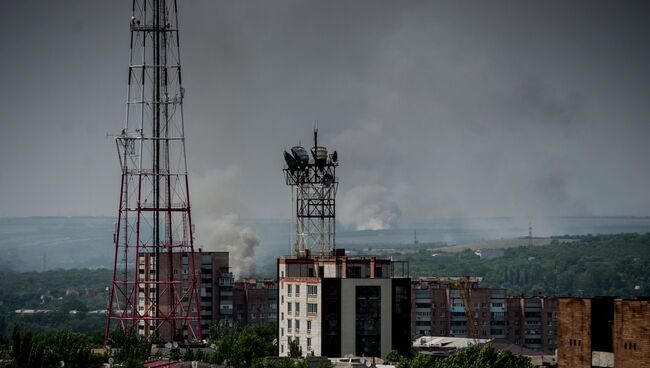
[{"left": 2, "top": 216, "right": 650, "bottom": 272}]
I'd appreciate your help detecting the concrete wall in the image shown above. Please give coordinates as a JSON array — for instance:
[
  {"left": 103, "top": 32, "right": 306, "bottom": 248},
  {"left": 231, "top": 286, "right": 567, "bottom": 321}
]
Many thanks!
[{"left": 340, "top": 278, "right": 392, "bottom": 358}]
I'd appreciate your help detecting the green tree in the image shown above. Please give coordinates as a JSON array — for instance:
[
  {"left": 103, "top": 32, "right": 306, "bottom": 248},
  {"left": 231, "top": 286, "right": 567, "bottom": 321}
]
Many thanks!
[{"left": 288, "top": 339, "right": 302, "bottom": 358}]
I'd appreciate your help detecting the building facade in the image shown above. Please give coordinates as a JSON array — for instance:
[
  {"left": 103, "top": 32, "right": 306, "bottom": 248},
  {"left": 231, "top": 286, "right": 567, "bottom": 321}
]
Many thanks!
[
  {"left": 613, "top": 298, "right": 650, "bottom": 367},
  {"left": 410, "top": 278, "right": 557, "bottom": 352},
  {"left": 233, "top": 279, "right": 278, "bottom": 326},
  {"left": 278, "top": 254, "right": 410, "bottom": 358},
  {"left": 557, "top": 296, "right": 650, "bottom": 368},
  {"left": 505, "top": 296, "right": 557, "bottom": 352},
  {"left": 557, "top": 297, "right": 615, "bottom": 368},
  {"left": 137, "top": 251, "right": 230, "bottom": 340}
]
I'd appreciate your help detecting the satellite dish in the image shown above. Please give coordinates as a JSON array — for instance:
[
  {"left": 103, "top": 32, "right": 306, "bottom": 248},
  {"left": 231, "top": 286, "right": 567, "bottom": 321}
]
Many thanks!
[
  {"left": 284, "top": 151, "right": 299, "bottom": 170},
  {"left": 291, "top": 146, "right": 309, "bottom": 166},
  {"left": 331, "top": 150, "right": 338, "bottom": 163},
  {"left": 322, "top": 173, "right": 334, "bottom": 187}
]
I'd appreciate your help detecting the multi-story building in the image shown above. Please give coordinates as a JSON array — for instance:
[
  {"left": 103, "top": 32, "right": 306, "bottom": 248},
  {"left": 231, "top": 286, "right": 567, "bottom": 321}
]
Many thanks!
[
  {"left": 557, "top": 296, "right": 615, "bottom": 368},
  {"left": 278, "top": 254, "right": 411, "bottom": 359},
  {"left": 613, "top": 298, "right": 650, "bottom": 367},
  {"left": 137, "top": 251, "right": 230, "bottom": 340},
  {"left": 557, "top": 296, "right": 650, "bottom": 368},
  {"left": 410, "top": 278, "right": 556, "bottom": 352},
  {"left": 233, "top": 279, "right": 278, "bottom": 326},
  {"left": 505, "top": 296, "right": 557, "bottom": 352},
  {"left": 411, "top": 278, "right": 506, "bottom": 340}
]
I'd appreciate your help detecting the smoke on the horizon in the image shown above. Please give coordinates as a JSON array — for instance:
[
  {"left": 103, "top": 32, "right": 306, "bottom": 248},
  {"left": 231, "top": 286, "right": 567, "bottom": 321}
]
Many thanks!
[
  {"left": 340, "top": 185, "right": 402, "bottom": 230},
  {"left": 191, "top": 167, "right": 259, "bottom": 279}
]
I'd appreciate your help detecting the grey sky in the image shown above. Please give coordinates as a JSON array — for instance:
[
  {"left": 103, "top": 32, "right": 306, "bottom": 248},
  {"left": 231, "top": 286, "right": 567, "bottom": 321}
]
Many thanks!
[{"left": 0, "top": 1, "right": 649, "bottom": 228}]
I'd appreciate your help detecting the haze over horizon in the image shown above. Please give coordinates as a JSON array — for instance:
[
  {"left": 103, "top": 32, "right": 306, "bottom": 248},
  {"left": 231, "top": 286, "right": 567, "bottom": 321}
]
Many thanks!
[{"left": 1, "top": 1, "right": 649, "bottom": 230}]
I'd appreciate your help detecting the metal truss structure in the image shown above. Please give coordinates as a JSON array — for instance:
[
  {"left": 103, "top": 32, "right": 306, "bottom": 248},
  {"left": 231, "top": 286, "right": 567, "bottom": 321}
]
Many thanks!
[
  {"left": 106, "top": 0, "right": 202, "bottom": 343},
  {"left": 283, "top": 130, "right": 339, "bottom": 257}
]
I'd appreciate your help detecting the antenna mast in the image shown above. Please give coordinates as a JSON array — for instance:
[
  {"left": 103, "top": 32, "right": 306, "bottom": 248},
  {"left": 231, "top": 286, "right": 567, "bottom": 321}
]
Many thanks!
[
  {"left": 106, "top": 0, "right": 202, "bottom": 343},
  {"left": 283, "top": 130, "right": 338, "bottom": 257}
]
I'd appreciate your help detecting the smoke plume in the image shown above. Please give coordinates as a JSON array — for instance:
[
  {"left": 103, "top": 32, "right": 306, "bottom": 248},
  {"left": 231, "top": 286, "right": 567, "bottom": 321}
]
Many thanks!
[
  {"left": 340, "top": 185, "right": 402, "bottom": 230},
  {"left": 191, "top": 167, "right": 260, "bottom": 279}
]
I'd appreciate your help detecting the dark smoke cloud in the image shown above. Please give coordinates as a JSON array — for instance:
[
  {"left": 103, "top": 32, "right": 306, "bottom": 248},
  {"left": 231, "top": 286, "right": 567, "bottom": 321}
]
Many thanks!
[{"left": 0, "top": 1, "right": 649, "bottom": 223}]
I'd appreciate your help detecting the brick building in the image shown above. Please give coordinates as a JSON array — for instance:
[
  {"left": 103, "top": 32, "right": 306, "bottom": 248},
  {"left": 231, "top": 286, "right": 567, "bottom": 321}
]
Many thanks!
[
  {"left": 137, "top": 251, "right": 231, "bottom": 340},
  {"left": 233, "top": 279, "right": 278, "bottom": 326},
  {"left": 411, "top": 278, "right": 557, "bottom": 352},
  {"left": 505, "top": 296, "right": 557, "bottom": 352},
  {"left": 613, "top": 298, "right": 650, "bottom": 367},
  {"left": 556, "top": 296, "right": 616, "bottom": 368}
]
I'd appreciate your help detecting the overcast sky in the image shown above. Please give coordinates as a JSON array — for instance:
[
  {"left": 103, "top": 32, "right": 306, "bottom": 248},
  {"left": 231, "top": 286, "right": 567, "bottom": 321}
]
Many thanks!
[{"left": 0, "top": 1, "right": 649, "bottom": 228}]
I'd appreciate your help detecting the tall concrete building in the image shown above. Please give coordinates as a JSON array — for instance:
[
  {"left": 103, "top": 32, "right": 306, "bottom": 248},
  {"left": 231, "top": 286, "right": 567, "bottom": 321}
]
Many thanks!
[
  {"left": 278, "top": 254, "right": 411, "bottom": 358},
  {"left": 137, "top": 251, "right": 231, "bottom": 340}
]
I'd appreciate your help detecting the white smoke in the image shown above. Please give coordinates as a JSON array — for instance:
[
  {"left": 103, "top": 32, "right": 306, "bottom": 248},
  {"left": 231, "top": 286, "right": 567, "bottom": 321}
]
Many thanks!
[
  {"left": 195, "top": 215, "right": 259, "bottom": 279},
  {"left": 340, "top": 185, "right": 402, "bottom": 230},
  {"left": 191, "top": 167, "right": 260, "bottom": 279}
]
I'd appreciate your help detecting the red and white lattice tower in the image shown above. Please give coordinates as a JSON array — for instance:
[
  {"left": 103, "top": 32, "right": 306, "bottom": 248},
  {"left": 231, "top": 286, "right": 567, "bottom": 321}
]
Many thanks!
[{"left": 105, "top": 0, "right": 202, "bottom": 343}]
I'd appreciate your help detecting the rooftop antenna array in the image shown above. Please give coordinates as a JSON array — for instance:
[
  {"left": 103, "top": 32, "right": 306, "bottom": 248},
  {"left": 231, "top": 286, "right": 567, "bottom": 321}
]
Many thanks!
[
  {"left": 106, "top": 0, "right": 202, "bottom": 343},
  {"left": 283, "top": 129, "right": 339, "bottom": 257}
]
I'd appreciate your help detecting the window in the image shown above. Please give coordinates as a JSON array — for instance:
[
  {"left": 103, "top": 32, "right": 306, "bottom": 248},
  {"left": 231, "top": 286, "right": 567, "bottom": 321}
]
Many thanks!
[
  {"left": 281, "top": 312, "right": 284, "bottom": 320},
  {"left": 281, "top": 328, "right": 284, "bottom": 336},
  {"left": 281, "top": 295, "right": 284, "bottom": 304},
  {"left": 288, "top": 319, "right": 292, "bottom": 329},
  {"left": 295, "top": 285, "right": 301, "bottom": 296},
  {"left": 307, "top": 337, "right": 312, "bottom": 347},
  {"left": 308, "top": 303, "right": 317, "bottom": 314},
  {"left": 307, "top": 320, "right": 312, "bottom": 332},
  {"left": 288, "top": 284, "right": 292, "bottom": 295},
  {"left": 281, "top": 344, "right": 284, "bottom": 353},
  {"left": 288, "top": 303, "right": 292, "bottom": 313},
  {"left": 295, "top": 302, "right": 300, "bottom": 314},
  {"left": 295, "top": 319, "right": 300, "bottom": 332},
  {"left": 308, "top": 285, "right": 318, "bottom": 296}
]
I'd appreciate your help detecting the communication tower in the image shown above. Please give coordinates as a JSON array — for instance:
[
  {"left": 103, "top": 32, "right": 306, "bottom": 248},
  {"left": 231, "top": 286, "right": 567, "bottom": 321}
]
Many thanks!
[
  {"left": 283, "top": 130, "right": 338, "bottom": 257},
  {"left": 105, "top": 0, "right": 202, "bottom": 343}
]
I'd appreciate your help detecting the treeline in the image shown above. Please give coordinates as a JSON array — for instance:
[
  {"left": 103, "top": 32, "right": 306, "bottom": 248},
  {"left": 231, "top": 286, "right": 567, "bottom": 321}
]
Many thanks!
[
  {"left": 0, "top": 268, "right": 111, "bottom": 336},
  {"left": 407, "top": 233, "right": 650, "bottom": 297},
  {"left": 0, "top": 327, "right": 104, "bottom": 368}
]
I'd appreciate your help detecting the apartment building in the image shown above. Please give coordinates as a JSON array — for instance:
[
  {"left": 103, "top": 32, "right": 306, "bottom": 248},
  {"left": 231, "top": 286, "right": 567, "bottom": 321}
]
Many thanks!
[
  {"left": 278, "top": 254, "right": 411, "bottom": 359},
  {"left": 233, "top": 279, "right": 278, "bottom": 326}
]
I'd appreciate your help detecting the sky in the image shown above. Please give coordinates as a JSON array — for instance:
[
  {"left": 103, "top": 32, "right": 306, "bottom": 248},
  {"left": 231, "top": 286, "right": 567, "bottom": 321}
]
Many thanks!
[{"left": 0, "top": 0, "right": 649, "bottom": 229}]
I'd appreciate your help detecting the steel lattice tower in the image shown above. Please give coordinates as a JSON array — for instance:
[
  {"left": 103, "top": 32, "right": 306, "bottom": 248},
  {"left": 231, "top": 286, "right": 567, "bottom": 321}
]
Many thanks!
[
  {"left": 283, "top": 130, "right": 339, "bottom": 257},
  {"left": 105, "top": 0, "right": 202, "bottom": 343}
]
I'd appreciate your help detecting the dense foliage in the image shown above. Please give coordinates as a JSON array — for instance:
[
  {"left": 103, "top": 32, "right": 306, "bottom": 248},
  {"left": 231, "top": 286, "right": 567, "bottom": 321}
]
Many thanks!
[
  {"left": 0, "top": 268, "right": 111, "bottom": 335},
  {"left": 406, "top": 233, "right": 650, "bottom": 297},
  {"left": 1, "top": 326, "right": 104, "bottom": 368},
  {"left": 395, "top": 344, "right": 534, "bottom": 368},
  {"left": 207, "top": 323, "right": 277, "bottom": 368}
]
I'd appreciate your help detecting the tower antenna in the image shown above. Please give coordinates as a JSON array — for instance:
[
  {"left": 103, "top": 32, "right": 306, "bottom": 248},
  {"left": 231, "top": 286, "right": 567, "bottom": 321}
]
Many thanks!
[
  {"left": 283, "top": 130, "right": 338, "bottom": 257},
  {"left": 106, "top": 0, "right": 202, "bottom": 343}
]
